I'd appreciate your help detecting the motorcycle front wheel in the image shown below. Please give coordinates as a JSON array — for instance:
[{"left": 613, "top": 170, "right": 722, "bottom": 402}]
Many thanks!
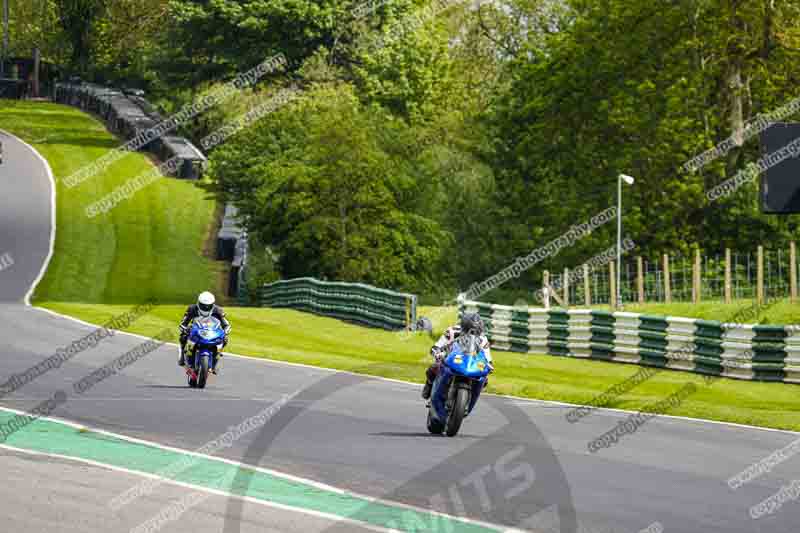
[
  {"left": 197, "top": 356, "right": 209, "bottom": 389},
  {"left": 445, "top": 385, "right": 470, "bottom": 437}
]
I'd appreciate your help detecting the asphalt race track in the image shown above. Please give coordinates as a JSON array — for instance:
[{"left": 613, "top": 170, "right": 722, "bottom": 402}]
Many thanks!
[
  {"left": 1, "top": 446, "right": 378, "bottom": 533},
  {"left": 0, "top": 130, "right": 53, "bottom": 303},
  {"left": 1, "top": 132, "right": 800, "bottom": 533}
]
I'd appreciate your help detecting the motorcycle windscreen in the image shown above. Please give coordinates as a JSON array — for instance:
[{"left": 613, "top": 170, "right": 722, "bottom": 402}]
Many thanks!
[
  {"left": 192, "top": 316, "right": 224, "bottom": 344},
  {"left": 445, "top": 334, "right": 491, "bottom": 378}
]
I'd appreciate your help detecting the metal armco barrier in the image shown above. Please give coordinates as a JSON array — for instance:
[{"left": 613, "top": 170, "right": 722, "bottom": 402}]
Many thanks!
[
  {"left": 460, "top": 300, "right": 800, "bottom": 383},
  {"left": 260, "top": 278, "right": 417, "bottom": 331}
]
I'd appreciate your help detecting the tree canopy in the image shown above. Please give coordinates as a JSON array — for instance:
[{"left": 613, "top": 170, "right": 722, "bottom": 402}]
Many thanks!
[{"left": 8, "top": 0, "right": 800, "bottom": 299}]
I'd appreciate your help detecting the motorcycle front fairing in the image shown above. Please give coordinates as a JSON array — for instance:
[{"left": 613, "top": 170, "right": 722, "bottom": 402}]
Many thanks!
[
  {"left": 187, "top": 316, "right": 225, "bottom": 369},
  {"left": 430, "top": 337, "right": 490, "bottom": 422}
]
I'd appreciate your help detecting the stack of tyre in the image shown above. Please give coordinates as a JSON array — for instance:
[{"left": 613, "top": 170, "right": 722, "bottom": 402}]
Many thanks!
[
  {"left": 217, "top": 203, "right": 249, "bottom": 300},
  {"left": 53, "top": 81, "right": 206, "bottom": 180},
  {"left": 230, "top": 232, "right": 249, "bottom": 300},
  {"left": 217, "top": 203, "right": 245, "bottom": 261}
]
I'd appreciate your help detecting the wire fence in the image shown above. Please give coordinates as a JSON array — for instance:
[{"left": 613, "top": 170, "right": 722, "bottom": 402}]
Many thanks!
[{"left": 549, "top": 245, "right": 800, "bottom": 306}]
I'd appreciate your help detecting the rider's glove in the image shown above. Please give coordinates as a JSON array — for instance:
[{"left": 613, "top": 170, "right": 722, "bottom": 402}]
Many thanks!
[{"left": 431, "top": 347, "right": 444, "bottom": 362}]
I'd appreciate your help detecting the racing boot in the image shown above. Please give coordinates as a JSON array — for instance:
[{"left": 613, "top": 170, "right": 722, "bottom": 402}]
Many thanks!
[
  {"left": 421, "top": 364, "right": 438, "bottom": 399},
  {"left": 178, "top": 344, "right": 186, "bottom": 367},
  {"left": 212, "top": 337, "right": 228, "bottom": 375},
  {"left": 421, "top": 379, "right": 433, "bottom": 399},
  {"left": 210, "top": 352, "right": 222, "bottom": 374}
]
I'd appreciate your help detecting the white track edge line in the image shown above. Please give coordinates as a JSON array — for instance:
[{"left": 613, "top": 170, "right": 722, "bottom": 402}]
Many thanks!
[
  {"left": 0, "top": 404, "right": 514, "bottom": 532},
  {"left": 0, "top": 443, "right": 405, "bottom": 533},
  {"left": 0, "top": 129, "right": 57, "bottom": 307}
]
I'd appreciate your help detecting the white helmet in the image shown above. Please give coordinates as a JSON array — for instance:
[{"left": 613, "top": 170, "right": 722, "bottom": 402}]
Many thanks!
[{"left": 197, "top": 291, "right": 215, "bottom": 317}]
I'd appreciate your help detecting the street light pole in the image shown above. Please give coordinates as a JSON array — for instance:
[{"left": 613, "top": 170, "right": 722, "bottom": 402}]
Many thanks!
[
  {"left": 618, "top": 174, "right": 635, "bottom": 309},
  {"left": 1, "top": 0, "right": 8, "bottom": 78}
]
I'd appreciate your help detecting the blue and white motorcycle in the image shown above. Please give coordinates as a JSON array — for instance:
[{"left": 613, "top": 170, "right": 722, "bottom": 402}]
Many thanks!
[
  {"left": 427, "top": 333, "right": 492, "bottom": 437},
  {"left": 184, "top": 316, "right": 226, "bottom": 389}
]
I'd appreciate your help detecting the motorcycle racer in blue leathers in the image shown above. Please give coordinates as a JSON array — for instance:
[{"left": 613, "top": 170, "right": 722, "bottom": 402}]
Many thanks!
[
  {"left": 421, "top": 312, "right": 493, "bottom": 400},
  {"left": 178, "top": 291, "right": 231, "bottom": 373}
]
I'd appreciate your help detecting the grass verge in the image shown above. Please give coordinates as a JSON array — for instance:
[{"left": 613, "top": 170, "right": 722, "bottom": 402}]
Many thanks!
[
  {"left": 583, "top": 299, "right": 800, "bottom": 324},
  {"left": 0, "top": 100, "right": 226, "bottom": 303}
]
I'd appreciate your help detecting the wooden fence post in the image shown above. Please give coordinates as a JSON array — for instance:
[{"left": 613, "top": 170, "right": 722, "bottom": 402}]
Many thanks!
[
  {"left": 543, "top": 270, "right": 550, "bottom": 309},
  {"left": 725, "top": 248, "right": 732, "bottom": 304},
  {"left": 583, "top": 264, "right": 591, "bottom": 306},
  {"left": 663, "top": 253, "right": 671, "bottom": 303},
  {"left": 637, "top": 256, "right": 644, "bottom": 304},
  {"left": 757, "top": 245, "right": 764, "bottom": 305},
  {"left": 563, "top": 267, "right": 569, "bottom": 307},
  {"left": 609, "top": 261, "right": 617, "bottom": 309},
  {"left": 693, "top": 249, "right": 701, "bottom": 304},
  {"left": 791, "top": 242, "right": 797, "bottom": 303}
]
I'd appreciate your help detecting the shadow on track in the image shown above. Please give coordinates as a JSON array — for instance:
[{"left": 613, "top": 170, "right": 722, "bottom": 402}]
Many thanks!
[{"left": 220, "top": 365, "right": 577, "bottom": 533}]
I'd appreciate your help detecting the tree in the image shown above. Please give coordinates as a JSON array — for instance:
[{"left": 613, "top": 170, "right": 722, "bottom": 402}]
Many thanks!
[
  {"left": 55, "top": 0, "right": 106, "bottom": 74},
  {"left": 90, "top": 0, "right": 168, "bottom": 84},
  {"left": 488, "top": 0, "right": 800, "bottom": 289},
  {"left": 209, "top": 83, "right": 451, "bottom": 293},
  {"left": 156, "top": 0, "right": 348, "bottom": 88},
  {"left": 6, "top": 0, "right": 67, "bottom": 65}
]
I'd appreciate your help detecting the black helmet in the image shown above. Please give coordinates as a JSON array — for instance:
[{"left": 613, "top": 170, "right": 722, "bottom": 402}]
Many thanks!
[{"left": 460, "top": 312, "right": 484, "bottom": 335}]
